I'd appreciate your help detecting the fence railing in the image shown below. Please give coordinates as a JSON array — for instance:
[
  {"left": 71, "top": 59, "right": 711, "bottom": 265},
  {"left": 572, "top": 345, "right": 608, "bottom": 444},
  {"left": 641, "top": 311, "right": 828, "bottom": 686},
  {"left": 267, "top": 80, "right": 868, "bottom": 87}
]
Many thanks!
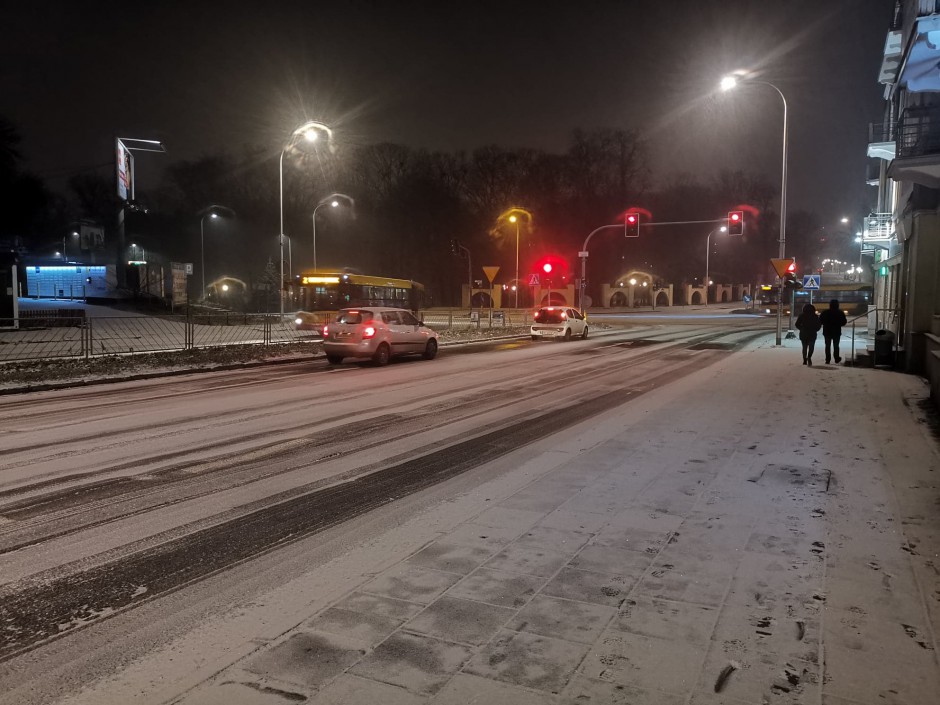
[{"left": 0, "top": 309, "right": 532, "bottom": 363}]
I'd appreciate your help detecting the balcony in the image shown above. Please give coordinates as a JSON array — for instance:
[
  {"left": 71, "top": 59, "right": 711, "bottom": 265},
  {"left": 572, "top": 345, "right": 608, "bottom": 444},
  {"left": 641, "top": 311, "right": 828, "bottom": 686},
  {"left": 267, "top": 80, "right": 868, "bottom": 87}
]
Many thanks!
[
  {"left": 868, "top": 122, "right": 896, "bottom": 160},
  {"left": 862, "top": 213, "right": 895, "bottom": 242},
  {"left": 887, "top": 105, "right": 940, "bottom": 187}
]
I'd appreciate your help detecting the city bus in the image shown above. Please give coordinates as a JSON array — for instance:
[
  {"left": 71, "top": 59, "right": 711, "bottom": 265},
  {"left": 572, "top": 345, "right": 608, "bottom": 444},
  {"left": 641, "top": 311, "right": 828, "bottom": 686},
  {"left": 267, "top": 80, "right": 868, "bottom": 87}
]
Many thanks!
[
  {"left": 292, "top": 271, "right": 426, "bottom": 330},
  {"left": 759, "top": 272, "right": 873, "bottom": 316}
]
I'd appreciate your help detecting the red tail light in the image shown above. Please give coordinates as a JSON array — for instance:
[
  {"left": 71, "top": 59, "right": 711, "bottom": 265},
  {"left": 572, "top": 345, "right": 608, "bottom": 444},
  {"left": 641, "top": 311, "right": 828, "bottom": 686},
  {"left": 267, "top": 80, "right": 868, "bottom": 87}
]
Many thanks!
[
  {"left": 322, "top": 324, "right": 329, "bottom": 336},
  {"left": 363, "top": 326, "right": 376, "bottom": 339}
]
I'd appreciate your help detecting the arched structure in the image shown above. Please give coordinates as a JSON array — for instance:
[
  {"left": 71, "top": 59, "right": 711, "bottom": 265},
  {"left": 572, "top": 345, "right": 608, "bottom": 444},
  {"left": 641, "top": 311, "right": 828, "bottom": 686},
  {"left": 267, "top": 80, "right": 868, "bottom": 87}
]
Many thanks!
[
  {"left": 714, "top": 284, "right": 732, "bottom": 303},
  {"left": 684, "top": 284, "right": 707, "bottom": 306},
  {"left": 603, "top": 270, "right": 657, "bottom": 308},
  {"left": 471, "top": 291, "right": 495, "bottom": 308}
]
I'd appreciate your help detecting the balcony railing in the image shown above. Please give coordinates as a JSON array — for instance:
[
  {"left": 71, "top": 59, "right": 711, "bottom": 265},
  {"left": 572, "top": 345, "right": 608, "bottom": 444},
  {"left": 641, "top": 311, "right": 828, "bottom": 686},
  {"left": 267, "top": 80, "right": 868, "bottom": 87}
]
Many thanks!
[
  {"left": 896, "top": 106, "right": 940, "bottom": 159},
  {"left": 862, "top": 213, "right": 895, "bottom": 241},
  {"left": 869, "top": 122, "right": 895, "bottom": 143}
]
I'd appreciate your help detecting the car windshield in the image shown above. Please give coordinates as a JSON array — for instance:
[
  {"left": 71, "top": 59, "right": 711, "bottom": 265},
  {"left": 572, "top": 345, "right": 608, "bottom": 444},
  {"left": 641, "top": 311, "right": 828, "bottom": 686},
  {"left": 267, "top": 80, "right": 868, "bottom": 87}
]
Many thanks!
[
  {"left": 535, "top": 309, "right": 565, "bottom": 323},
  {"left": 337, "top": 310, "right": 373, "bottom": 324}
]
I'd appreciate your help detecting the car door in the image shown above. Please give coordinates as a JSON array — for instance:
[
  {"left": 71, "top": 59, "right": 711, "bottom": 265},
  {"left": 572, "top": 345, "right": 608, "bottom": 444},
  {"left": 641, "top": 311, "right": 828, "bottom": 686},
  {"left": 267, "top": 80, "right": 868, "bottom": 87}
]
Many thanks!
[
  {"left": 381, "top": 310, "right": 409, "bottom": 354},
  {"left": 397, "top": 310, "right": 426, "bottom": 352},
  {"left": 567, "top": 308, "right": 585, "bottom": 336}
]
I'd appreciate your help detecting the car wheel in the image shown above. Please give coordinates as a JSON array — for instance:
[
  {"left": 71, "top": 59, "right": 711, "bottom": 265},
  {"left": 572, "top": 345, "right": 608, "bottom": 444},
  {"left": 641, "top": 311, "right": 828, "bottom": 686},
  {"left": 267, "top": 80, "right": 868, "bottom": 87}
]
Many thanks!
[
  {"left": 372, "top": 343, "right": 391, "bottom": 366},
  {"left": 564, "top": 328, "right": 572, "bottom": 342},
  {"left": 581, "top": 326, "right": 589, "bottom": 339},
  {"left": 326, "top": 354, "right": 344, "bottom": 365},
  {"left": 423, "top": 339, "right": 438, "bottom": 360}
]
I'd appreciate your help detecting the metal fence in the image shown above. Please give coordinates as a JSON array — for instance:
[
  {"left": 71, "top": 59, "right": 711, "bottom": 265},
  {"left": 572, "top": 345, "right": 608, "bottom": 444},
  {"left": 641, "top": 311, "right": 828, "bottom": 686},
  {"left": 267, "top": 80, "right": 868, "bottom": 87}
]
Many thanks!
[{"left": 0, "top": 309, "right": 531, "bottom": 363}]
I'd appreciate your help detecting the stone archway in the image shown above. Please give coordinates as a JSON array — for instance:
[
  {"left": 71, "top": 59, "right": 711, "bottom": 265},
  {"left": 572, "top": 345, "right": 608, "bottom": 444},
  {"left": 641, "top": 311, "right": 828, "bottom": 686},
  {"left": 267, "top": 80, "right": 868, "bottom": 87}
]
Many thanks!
[
  {"left": 471, "top": 291, "right": 494, "bottom": 308},
  {"left": 609, "top": 291, "right": 628, "bottom": 308},
  {"left": 720, "top": 289, "right": 730, "bottom": 302},
  {"left": 655, "top": 290, "right": 670, "bottom": 307},
  {"left": 690, "top": 290, "right": 704, "bottom": 305},
  {"left": 539, "top": 291, "right": 567, "bottom": 306}
]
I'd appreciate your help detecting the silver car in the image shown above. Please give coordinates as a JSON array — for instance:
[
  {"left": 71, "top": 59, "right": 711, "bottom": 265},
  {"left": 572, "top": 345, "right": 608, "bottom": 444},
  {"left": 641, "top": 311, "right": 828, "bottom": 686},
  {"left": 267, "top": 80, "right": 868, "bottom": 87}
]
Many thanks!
[
  {"left": 322, "top": 307, "right": 439, "bottom": 366},
  {"left": 530, "top": 306, "right": 589, "bottom": 341}
]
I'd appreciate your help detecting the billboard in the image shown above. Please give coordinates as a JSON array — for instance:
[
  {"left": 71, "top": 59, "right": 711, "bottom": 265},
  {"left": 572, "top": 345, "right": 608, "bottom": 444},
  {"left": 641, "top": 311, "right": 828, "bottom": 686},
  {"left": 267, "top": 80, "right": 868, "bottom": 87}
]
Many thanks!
[{"left": 116, "top": 140, "right": 134, "bottom": 201}]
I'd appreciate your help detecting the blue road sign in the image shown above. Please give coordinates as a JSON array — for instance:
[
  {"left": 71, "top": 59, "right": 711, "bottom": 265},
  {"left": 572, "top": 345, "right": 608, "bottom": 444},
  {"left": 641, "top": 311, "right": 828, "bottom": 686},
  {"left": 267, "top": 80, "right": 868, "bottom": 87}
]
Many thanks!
[{"left": 802, "top": 274, "right": 821, "bottom": 290}]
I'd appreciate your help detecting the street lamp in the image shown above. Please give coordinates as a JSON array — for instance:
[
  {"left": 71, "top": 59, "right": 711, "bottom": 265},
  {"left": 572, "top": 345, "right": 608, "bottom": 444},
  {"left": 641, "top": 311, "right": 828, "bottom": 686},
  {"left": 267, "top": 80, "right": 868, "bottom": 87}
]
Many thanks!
[
  {"left": 495, "top": 207, "right": 533, "bottom": 309},
  {"left": 311, "top": 192, "right": 354, "bottom": 272},
  {"left": 279, "top": 120, "right": 334, "bottom": 317},
  {"left": 198, "top": 205, "right": 235, "bottom": 302},
  {"left": 721, "top": 73, "right": 789, "bottom": 344},
  {"left": 704, "top": 226, "right": 728, "bottom": 306}
]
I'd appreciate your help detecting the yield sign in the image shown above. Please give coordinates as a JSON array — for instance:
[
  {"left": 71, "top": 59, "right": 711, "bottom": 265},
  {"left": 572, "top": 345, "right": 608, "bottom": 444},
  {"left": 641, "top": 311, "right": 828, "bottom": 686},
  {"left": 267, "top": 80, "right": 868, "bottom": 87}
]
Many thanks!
[
  {"left": 528, "top": 273, "right": 540, "bottom": 286},
  {"left": 770, "top": 258, "right": 795, "bottom": 277},
  {"left": 802, "top": 274, "right": 821, "bottom": 290},
  {"left": 482, "top": 266, "right": 500, "bottom": 283}
]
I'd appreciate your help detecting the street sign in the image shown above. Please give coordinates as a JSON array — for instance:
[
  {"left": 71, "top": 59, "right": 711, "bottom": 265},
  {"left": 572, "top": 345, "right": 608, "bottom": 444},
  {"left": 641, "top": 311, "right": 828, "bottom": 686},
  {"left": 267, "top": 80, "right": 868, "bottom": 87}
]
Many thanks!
[
  {"left": 528, "top": 273, "right": 540, "bottom": 286},
  {"left": 802, "top": 274, "right": 821, "bottom": 290},
  {"left": 185, "top": 263, "right": 194, "bottom": 275},
  {"left": 770, "top": 258, "right": 795, "bottom": 277},
  {"left": 482, "top": 266, "right": 500, "bottom": 283}
]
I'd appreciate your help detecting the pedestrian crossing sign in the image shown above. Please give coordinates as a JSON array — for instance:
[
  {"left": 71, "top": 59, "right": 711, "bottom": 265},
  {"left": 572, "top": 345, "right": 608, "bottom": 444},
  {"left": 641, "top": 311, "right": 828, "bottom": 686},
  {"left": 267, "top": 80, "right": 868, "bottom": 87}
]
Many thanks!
[
  {"left": 528, "top": 273, "right": 540, "bottom": 286},
  {"left": 802, "top": 274, "right": 821, "bottom": 290}
]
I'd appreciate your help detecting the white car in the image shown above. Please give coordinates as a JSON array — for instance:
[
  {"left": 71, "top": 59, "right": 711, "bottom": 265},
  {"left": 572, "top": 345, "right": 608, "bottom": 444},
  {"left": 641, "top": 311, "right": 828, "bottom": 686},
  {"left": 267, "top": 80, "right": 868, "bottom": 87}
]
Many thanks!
[
  {"left": 322, "top": 307, "right": 439, "bottom": 366},
  {"left": 530, "top": 307, "right": 588, "bottom": 341}
]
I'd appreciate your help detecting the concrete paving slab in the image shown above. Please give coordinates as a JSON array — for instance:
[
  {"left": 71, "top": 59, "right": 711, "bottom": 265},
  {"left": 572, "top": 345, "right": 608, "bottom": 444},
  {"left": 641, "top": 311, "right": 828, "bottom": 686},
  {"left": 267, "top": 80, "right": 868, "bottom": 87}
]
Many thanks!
[
  {"left": 470, "top": 505, "right": 544, "bottom": 534},
  {"left": 512, "top": 525, "right": 593, "bottom": 553},
  {"left": 537, "top": 507, "right": 610, "bottom": 534},
  {"left": 568, "top": 544, "right": 655, "bottom": 575},
  {"left": 483, "top": 543, "right": 572, "bottom": 577},
  {"left": 360, "top": 563, "right": 462, "bottom": 604},
  {"left": 497, "top": 483, "right": 579, "bottom": 514},
  {"left": 444, "top": 567, "right": 545, "bottom": 608},
  {"left": 430, "top": 672, "right": 550, "bottom": 705},
  {"left": 633, "top": 554, "right": 735, "bottom": 607},
  {"left": 508, "top": 594, "right": 615, "bottom": 644},
  {"left": 179, "top": 680, "right": 309, "bottom": 704},
  {"left": 464, "top": 628, "right": 590, "bottom": 694},
  {"left": 304, "top": 606, "right": 405, "bottom": 646},
  {"left": 579, "top": 630, "right": 705, "bottom": 698},
  {"left": 349, "top": 632, "right": 473, "bottom": 696},
  {"left": 309, "top": 674, "right": 427, "bottom": 704},
  {"left": 591, "top": 525, "right": 673, "bottom": 555},
  {"left": 406, "top": 539, "right": 499, "bottom": 575},
  {"left": 612, "top": 595, "right": 719, "bottom": 646},
  {"left": 562, "top": 674, "right": 685, "bottom": 704},
  {"left": 823, "top": 642, "right": 936, "bottom": 705},
  {"left": 332, "top": 591, "right": 426, "bottom": 622},
  {"left": 243, "top": 631, "right": 368, "bottom": 689},
  {"left": 402, "top": 595, "right": 515, "bottom": 646},
  {"left": 541, "top": 566, "right": 644, "bottom": 607}
]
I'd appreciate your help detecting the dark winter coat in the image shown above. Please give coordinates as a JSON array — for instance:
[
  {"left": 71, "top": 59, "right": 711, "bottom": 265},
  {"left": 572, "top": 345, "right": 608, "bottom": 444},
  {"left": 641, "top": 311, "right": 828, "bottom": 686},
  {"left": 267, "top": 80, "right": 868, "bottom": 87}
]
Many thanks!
[
  {"left": 819, "top": 307, "right": 847, "bottom": 337},
  {"left": 795, "top": 311, "right": 821, "bottom": 341}
]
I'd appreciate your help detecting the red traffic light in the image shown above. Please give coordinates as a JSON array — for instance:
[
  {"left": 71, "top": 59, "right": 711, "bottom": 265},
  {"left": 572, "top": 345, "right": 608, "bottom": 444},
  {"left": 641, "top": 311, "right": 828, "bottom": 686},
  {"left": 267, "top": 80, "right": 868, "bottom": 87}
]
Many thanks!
[
  {"left": 787, "top": 261, "right": 796, "bottom": 273},
  {"left": 542, "top": 263, "right": 553, "bottom": 274},
  {"left": 626, "top": 214, "right": 637, "bottom": 224},
  {"left": 727, "top": 210, "right": 744, "bottom": 235},
  {"left": 730, "top": 212, "right": 740, "bottom": 223}
]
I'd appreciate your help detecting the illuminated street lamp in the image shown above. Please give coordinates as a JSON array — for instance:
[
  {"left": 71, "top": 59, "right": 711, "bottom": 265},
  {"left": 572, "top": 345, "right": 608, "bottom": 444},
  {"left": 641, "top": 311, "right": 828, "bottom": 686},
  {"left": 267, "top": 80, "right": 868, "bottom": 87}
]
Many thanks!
[
  {"left": 704, "top": 226, "right": 728, "bottom": 306},
  {"left": 496, "top": 207, "right": 533, "bottom": 309},
  {"left": 198, "top": 205, "right": 235, "bottom": 302},
  {"left": 721, "top": 73, "right": 789, "bottom": 343},
  {"left": 311, "top": 193, "right": 354, "bottom": 271},
  {"left": 279, "top": 120, "right": 334, "bottom": 317}
]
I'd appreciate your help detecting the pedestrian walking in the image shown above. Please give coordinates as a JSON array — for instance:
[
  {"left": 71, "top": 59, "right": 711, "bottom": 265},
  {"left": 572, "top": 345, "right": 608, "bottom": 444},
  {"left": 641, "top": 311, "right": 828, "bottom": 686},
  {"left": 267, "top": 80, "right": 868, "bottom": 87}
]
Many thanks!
[
  {"left": 795, "top": 303, "right": 821, "bottom": 366},
  {"left": 819, "top": 298, "right": 848, "bottom": 364}
]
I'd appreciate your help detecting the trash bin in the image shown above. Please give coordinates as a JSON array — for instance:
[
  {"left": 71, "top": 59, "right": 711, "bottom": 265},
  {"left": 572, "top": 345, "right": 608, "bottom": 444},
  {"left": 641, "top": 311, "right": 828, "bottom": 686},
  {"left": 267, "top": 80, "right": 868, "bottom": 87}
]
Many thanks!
[{"left": 874, "top": 329, "right": 895, "bottom": 366}]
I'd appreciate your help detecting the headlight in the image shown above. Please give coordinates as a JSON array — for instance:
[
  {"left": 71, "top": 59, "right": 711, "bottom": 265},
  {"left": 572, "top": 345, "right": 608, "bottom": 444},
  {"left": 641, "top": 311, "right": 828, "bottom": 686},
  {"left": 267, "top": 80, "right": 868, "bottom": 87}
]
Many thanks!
[{"left": 295, "top": 318, "right": 303, "bottom": 325}]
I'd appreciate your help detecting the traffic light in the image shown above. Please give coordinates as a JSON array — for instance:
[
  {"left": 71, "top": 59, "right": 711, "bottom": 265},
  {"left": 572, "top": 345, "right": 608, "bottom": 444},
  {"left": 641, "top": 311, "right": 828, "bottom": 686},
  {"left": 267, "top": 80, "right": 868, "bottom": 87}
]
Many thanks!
[
  {"left": 625, "top": 213, "right": 640, "bottom": 238},
  {"left": 728, "top": 211, "right": 744, "bottom": 236},
  {"left": 542, "top": 262, "right": 553, "bottom": 274},
  {"left": 782, "top": 261, "right": 801, "bottom": 291}
]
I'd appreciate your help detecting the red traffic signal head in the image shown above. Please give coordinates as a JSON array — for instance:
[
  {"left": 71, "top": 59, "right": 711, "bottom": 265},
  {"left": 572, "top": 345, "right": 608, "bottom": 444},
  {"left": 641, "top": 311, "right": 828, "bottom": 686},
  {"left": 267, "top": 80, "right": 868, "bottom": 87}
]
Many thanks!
[
  {"left": 787, "top": 261, "right": 796, "bottom": 273},
  {"left": 729, "top": 212, "right": 741, "bottom": 223},
  {"left": 542, "top": 262, "right": 553, "bottom": 274},
  {"left": 727, "top": 210, "right": 744, "bottom": 235},
  {"left": 626, "top": 214, "right": 637, "bottom": 224}
]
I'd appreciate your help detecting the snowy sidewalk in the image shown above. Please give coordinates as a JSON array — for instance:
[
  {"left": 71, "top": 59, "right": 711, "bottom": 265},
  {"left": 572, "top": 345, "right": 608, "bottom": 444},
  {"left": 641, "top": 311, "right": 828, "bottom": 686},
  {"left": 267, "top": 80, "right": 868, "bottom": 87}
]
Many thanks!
[{"left": 82, "top": 335, "right": 940, "bottom": 705}]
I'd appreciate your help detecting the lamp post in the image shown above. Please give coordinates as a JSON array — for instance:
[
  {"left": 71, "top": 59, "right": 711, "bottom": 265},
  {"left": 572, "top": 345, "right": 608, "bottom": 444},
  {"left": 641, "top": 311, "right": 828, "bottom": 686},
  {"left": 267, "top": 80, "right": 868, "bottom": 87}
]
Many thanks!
[
  {"left": 279, "top": 120, "right": 334, "bottom": 317},
  {"left": 721, "top": 74, "right": 789, "bottom": 344},
  {"left": 198, "top": 205, "right": 235, "bottom": 302},
  {"left": 311, "top": 193, "right": 353, "bottom": 272},
  {"left": 200, "top": 212, "right": 218, "bottom": 300},
  {"left": 704, "top": 226, "right": 728, "bottom": 306},
  {"left": 509, "top": 215, "right": 520, "bottom": 308}
]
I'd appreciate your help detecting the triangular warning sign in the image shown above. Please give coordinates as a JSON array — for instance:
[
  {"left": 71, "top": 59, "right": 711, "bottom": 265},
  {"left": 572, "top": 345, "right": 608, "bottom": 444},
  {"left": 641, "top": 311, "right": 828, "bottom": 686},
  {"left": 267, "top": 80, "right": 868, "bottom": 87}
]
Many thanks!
[
  {"left": 770, "top": 258, "right": 795, "bottom": 278},
  {"left": 482, "top": 266, "right": 500, "bottom": 283}
]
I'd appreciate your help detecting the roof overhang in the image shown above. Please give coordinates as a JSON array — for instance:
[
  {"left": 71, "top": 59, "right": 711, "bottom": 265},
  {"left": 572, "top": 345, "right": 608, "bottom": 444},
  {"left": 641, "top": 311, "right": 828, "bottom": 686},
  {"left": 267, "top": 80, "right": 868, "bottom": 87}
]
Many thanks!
[
  {"left": 879, "top": 29, "right": 903, "bottom": 84},
  {"left": 898, "top": 16, "right": 940, "bottom": 92}
]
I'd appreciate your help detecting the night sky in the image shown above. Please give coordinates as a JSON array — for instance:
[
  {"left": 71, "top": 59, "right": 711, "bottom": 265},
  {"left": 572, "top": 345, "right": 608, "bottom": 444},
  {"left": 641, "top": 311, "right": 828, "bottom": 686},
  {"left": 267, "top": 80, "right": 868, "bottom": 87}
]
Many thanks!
[{"left": 3, "top": 0, "right": 891, "bottom": 219}]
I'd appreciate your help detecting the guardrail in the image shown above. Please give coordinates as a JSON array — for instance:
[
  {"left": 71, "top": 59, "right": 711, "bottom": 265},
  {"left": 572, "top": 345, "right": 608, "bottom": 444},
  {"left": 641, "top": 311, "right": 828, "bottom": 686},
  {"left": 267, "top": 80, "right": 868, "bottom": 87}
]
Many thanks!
[{"left": 0, "top": 309, "right": 532, "bottom": 363}]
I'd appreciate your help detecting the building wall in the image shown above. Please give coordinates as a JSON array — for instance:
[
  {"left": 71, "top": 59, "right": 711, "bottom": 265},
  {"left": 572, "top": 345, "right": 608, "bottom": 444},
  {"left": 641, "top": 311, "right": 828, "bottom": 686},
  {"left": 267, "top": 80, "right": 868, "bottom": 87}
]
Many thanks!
[{"left": 903, "top": 210, "right": 940, "bottom": 372}]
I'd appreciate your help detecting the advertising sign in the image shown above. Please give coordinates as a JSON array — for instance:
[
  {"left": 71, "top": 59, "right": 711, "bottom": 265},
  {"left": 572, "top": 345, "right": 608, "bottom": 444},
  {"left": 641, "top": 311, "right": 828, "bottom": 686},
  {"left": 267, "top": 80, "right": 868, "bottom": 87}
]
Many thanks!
[
  {"left": 79, "top": 224, "right": 105, "bottom": 250},
  {"left": 116, "top": 140, "right": 134, "bottom": 201}
]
